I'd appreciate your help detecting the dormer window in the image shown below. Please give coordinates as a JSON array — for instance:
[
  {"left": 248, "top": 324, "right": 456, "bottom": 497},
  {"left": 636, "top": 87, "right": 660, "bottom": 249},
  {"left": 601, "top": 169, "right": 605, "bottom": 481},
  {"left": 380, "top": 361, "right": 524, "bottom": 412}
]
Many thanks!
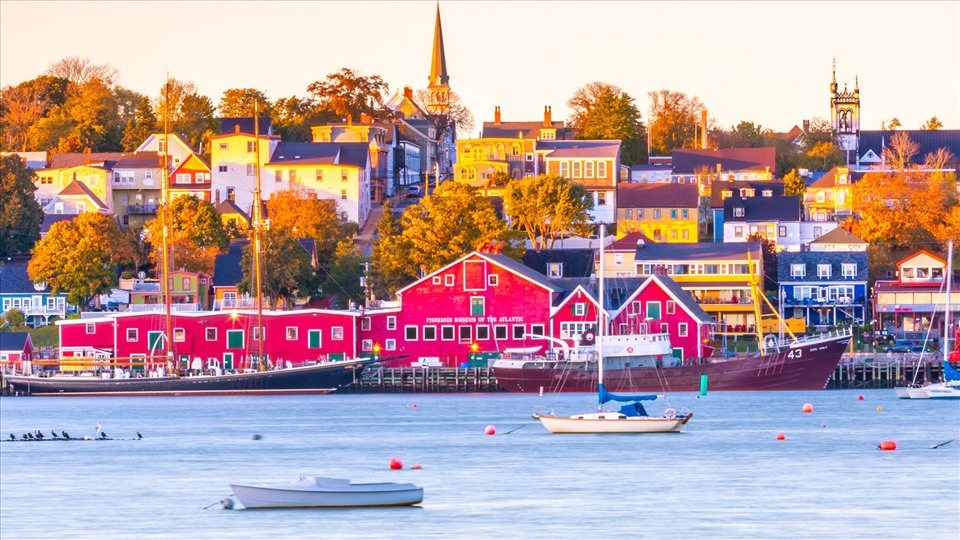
[
  {"left": 721, "top": 190, "right": 733, "bottom": 199},
  {"left": 816, "top": 191, "right": 826, "bottom": 203},
  {"left": 33, "top": 280, "right": 46, "bottom": 291},
  {"left": 842, "top": 263, "right": 857, "bottom": 277},
  {"left": 547, "top": 263, "right": 563, "bottom": 278},
  {"left": 762, "top": 190, "right": 772, "bottom": 197},
  {"left": 790, "top": 264, "right": 805, "bottom": 278},
  {"left": 839, "top": 174, "right": 848, "bottom": 184},
  {"left": 733, "top": 207, "right": 745, "bottom": 218},
  {"left": 818, "top": 264, "right": 831, "bottom": 278}
]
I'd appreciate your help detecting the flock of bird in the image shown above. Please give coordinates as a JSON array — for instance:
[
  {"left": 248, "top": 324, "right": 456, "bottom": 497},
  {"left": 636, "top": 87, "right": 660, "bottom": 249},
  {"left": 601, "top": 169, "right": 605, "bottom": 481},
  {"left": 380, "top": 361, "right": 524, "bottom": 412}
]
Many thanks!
[{"left": 5, "top": 427, "right": 143, "bottom": 442}]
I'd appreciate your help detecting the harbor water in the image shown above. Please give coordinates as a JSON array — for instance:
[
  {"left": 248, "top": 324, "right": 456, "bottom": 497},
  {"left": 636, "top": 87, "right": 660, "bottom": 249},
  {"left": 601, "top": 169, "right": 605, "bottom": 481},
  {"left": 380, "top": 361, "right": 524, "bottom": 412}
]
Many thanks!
[{"left": 1, "top": 390, "right": 958, "bottom": 539}]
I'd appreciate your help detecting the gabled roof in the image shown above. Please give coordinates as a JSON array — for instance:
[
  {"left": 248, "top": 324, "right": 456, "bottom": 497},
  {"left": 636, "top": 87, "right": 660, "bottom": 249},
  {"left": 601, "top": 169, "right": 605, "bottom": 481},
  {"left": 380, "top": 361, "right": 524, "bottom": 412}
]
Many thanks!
[
  {"left": 809, "top": 166, "right": 866, "bottom": 189},
  {"left": 268, "top": 142, "right": 369, "bottom": 168},
  {"left": 810, "top": 227, "right": 867, "bottom": 245},
  {"left": 136, "top": 133, "right": 193, "bottom": 154},
  {"left": 538, "top": 140, "right": 619, "bottom": 159},
  {"left": 215, "top": 199, "right": 250, "bottom": 221},
  {"left": 0, "top": 331, "right": 32, "bottom": 352},
  {"left": 710, "top": 180, "right": 785, "bottom": 209},
  {"left": 171, "top": 153, "right": 211, "bottom": 174},
  {"left": 857, "top": 130, "right": 960, "bottom": 166},
  {"left": 615, "top": 273, "right": 713, "bottom": 323},
  {"left": 217, "top": 117, "right": 272, "bottom": 136},
  {"left": 672, "top": 147, "right": 777, "bottom": 176},
  {"left": 633, "top": 240, "right": 762, "bottom": 262},
  {"left": 482, "top": 121, "right": 567, "bottom": 139},
  {"left": 53, "top": 180, "right": 110, "bottom": 211},
  {"left": 777, "top": 251, "right": 869, "bottom": 281},
  {"left": 617, "top": 182, "right": 698, "bottom": 208},
  {"left": 47, "top": 152, "right": 129, "bottom": 170},
  {"left": 0, "top": 260, "right": 52, "bottom": 294},
  {"left": 41, "top": 214, "right": 78, "bottom": 235},
  {"left": 723, "top": 195, "right": 801, "bottom": 222},
  {"left": 608, "top": 231, "right": 654, "bottom": 252},
  {"left": 113, "top": 152, "right": 162, "bottom": 169},
  {"left": 395, "top": 251, "right": 563, "bottom": 297},
  {"left": 522, "top": 249, "right": 595, "bottom": 278},
  {"left": 896, "top": 249, "right": 946, "bottom": 267}
]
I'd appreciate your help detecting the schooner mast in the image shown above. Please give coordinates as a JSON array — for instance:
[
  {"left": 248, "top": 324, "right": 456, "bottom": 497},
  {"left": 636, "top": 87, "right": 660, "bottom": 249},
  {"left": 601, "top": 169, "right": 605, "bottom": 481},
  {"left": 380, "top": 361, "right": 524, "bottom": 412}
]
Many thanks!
[
  {"left": 160, "top": 77, "right": 173, "bottom": 372},
  {"left": 252, "top": 104, "right": 265, "bottom": 369}
]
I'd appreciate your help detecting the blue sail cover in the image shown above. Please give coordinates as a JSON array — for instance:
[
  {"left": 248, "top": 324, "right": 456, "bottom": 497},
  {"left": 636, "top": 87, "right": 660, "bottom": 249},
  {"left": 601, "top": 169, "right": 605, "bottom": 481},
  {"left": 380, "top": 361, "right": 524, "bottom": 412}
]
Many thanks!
[
  {"left": 944, "top": 358, "right": 960, "bottom": 382},
  {"left": 598, "top": 384, "right": 659, "bottom": 405}
]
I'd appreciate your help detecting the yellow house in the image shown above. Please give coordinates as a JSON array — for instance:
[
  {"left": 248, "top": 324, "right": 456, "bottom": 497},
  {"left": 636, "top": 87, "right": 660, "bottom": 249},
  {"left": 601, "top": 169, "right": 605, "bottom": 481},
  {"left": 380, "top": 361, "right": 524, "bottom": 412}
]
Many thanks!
[
  {"left": 804, "top": 166, "right": 861, "bottom": 222},
  {"left": 616, "top": 183, "right": 699, "bottom": 242},
  {"left": 35, "top": 152, "right": 121, "bottom": 210},
  {"left": 603, "top": 233, "right": 763, "bottom": 333}
]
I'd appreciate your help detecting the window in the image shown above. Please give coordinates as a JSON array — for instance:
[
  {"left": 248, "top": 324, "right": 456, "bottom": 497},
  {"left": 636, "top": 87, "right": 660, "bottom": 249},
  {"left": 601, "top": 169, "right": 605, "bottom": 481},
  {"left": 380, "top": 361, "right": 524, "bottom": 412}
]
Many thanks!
[
  {"left": 158, "top": 140, "right": 166, "bottom": 153},
  {"left": 488, "top": 274, "right": 499, "bottom": 286},
  {"left": 647, "top": 301, "right": 661, "bottom": 320},
  {"left": 386, "top": 316, "right": 396, "bottom": 330},
  {"left": 573, "top": 302, "right": 586, "bottom": 316},
  {"left": 227, "top": 330, "right": 244, "bottom": 349},
  {"left": 679, "top": 322, "right": 688, "bottom": 337},
  {"left": 252, "top": 326, "right": 261, "bottom": 341},
  {"left": 495, "top": 325, "right": 508, "bottom": 340},
  {"left": 572, "top": 161, "right": 582, "bottom": 178},
  {"left": 584, "top": 161, "right": 594, "bottom": 178},
  {"left": 559, "top": 161, "right": 569, "bottom": 177},
  {"left": 653, "top": 209, "right": 661, "bottom": 220},
  {"left": 206, "top": 328, "right": 217, "bottom": 341},
  {"left": 842, "top": 263, "right": 857, "bottom": 277},
  {"left": 341, "top": 170, "right": 348, "bottom": 182},
  {"left": 791, "top": 264, "right": 806, "bottom": 278},
  {"left": 218, "top": 165, "right": 227, "bottom": 173},
  {"left": 361, "top": 339, "right": 373, "bottom": 352},
  {"left": 547, "top": 263, "right": 563, "bottom": 278},
  {"left": 126, "top": 328, "right": 138, "bottom": 342},
  {"left": 385, "top": 339, "right": 396, "bottom": 351},
  {"left": 247, "top": 141, "right": 256, "bottom": 153},
  {"left": 597, "top": 192, "right": 606, "bottom": 206},
  {"left": 531, "top": 324, "right": 545, "bottom": 337},
  {"left": 286, "top": 327, "right": 298, "bottom": 340},
  {"left": 818, "top": 264, "right": 832, "bottom": 278},
  {"left": 86, "top": 323, "right": 95, "bottom": 334},
  {"left": 423, "top": 326, "right": 437, "bottom": 340},
  {"left": 526, "top": 153, "right": 534, "bottom": 162},
  {"left": 470, "top": 297, "right": 485, "bottom": 316},
  {"left": 615, "top": 253, "right": 623, "bottom": 265},
  {"left": 638, "top": 209, "right": 644, "bottom": 219},
  {"left": 174, "top": 173, "right": 189, "bottom": 184},
  {"left": 625, "top": 209, "right": 633, "bottom": 219},
  {"left": 308, "top": 329, "right": 321, "bottom": 348},
  {"left": 331, "top": 327, "right": 344, "bottom": 340},
  {"left": 361, "top": 317, "right": 371, "bottom": 331},
  {"left": 405, "top": 326, "right": 418, "bottom": 341},
  {"left": 246, "top": 163, "right": 256, "bottom": 176},
  {"left": 274, "top": 170, "right": 283, "bottom": 182},
  {"left": 441, "top": 326, "right": 455, "bottom": 341},
  {"left": 733, "top": 207, "right": 745, "bottom": 217},
  {"left": 816, "top": 191, "right": 825, "bottom": 203},
  {"left": 660, "top": 322, "right": 669, "bottom": 333},
  {"left": 459, "top": 326, "right": 472, "bottom": 343},
  {"left": 597, "top": 161, "right": 607, "bottom": 177},
  {"left": 670, "top": 230, "right": 678, "bottom": 240},
  {"left": 779, "top": 226, "right": 787, "bottom": 237},
  {"left": 666, "top": 301, "right": 676, "bottom": 315},
  {"left": 432, "top": 276, "right": 442, "bottom": 285},
  {"left": 671, "top": 209, "right": 678, "bottom": 219},
  {"left": 341, "top": 189, "right": 347, "bottom": 200},
  {"left": 814, "top": 227, "right": 822, "bottom": 239},
  {"left": 444, "top": 274, "right": 454, "bottom": 286},
  {"left": 682, "top": 230, "right": 689, "bottom": 240},
  {"left": 513, "top": 325, "right": 525, "bottom": 339},
  {"left": 173, "top": 328, "right": 185, "bottom": 342},
  {"left": 476, "top": 325, "right": 490, "bottom": 340},
  {"left": 219, "top": 143, "right": 228, "bottom": 150}
]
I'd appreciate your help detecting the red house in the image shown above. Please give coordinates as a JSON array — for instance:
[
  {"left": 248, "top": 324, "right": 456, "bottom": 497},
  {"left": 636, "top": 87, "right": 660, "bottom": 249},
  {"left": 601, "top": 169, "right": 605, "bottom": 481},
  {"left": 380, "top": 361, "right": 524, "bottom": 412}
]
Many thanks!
[
  {"left": 0, "top": 332, "right": 35, "bottom": 373},
  {"left": 169, "top": 154, "right": 212, "bottom": 202}
]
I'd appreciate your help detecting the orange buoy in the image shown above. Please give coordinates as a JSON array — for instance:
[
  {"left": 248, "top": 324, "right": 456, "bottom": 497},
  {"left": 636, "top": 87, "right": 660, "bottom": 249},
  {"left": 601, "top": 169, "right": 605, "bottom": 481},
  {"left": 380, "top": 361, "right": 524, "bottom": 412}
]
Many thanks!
[
  {"left": 877, "top": 406, "right": 882, "bottom": 412},
  {"left": 879, "top": 440, "right": 897, "bottom": 451},
  {"left": 485, "top": 425, "right": 496, "bottom": 435},
  {"left": 776, "top": 433, "right": 786, "bottom": 440},
  {"left": 389, "top": 457, "right": 403, "bottom": 470},
  {"left": 411, "top": 464, "right": 422, "bottom": 470},
  {"left": 802, "top": 403, "right": 814, "bottom": 413},
  {"left": 857, "top": 395, "right": 864, "bottom": 401}
]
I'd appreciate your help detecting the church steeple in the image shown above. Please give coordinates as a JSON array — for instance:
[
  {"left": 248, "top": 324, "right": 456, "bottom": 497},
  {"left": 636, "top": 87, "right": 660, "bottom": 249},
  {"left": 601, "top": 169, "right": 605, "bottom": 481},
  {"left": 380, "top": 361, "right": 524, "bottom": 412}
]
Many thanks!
[{"left": 427, "top": 2, "right": 450, "bottom": 115}]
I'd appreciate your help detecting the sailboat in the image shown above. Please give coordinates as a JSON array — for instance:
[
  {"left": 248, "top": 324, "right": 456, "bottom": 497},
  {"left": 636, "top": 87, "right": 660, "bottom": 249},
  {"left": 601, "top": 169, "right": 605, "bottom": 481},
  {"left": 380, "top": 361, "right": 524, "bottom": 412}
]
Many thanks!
[
  {"left": 4, "top": 101, "right": 383, "bottom": 396},
  {"left": 532, "top": 228, "right": 693, "bottom": 434},
  {"left": 895, "top": 241, "right": 959, "bottom": 399}
]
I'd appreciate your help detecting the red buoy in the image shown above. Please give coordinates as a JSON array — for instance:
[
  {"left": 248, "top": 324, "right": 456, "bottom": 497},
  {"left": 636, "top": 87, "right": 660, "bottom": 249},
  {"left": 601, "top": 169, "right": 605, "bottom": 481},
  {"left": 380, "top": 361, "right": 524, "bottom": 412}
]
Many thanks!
[
  {"left": 857, "top": 395, "right": 864, "bottom": 401},
  {"left": 776, "top": 433, "right": 786, "bottom": 440},
  {"left": 389, "top": 457, "right": 403, "bottom": 470},
  {"left": 411, "top": 464, "right": 422, "bottom": 470},
  {"left": 802, "top": 403, "right": 814, "bottom": 413},
  {"left": 879, "top": 440, "right": 897, "bottom": 451},
  {"left": 485, "top": 425, "right": 496, "bottom": 435},
  {"left": 412, "top": 403, "right": 419, "bottom": 409}
]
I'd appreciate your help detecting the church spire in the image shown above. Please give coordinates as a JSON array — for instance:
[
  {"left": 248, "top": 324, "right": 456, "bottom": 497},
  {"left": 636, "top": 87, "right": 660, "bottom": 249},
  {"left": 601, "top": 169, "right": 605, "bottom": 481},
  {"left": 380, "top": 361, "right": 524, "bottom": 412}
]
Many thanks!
[{"left": 429, "top": 2, "right": 449, "bottom": 88}]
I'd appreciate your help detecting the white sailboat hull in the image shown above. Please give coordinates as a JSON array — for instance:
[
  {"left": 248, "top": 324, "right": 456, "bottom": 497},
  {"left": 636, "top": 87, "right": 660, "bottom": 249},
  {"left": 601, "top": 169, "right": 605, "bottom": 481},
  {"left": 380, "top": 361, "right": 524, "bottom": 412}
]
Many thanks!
[
  {"left": 534, "top": 412, "right": 691, "bottom": 434},
  {"left": 897, "top": 381, "right": 960, "bottom": 399},
  {"left": 229, "top": 476, "right": 423, "bottom": 508}
]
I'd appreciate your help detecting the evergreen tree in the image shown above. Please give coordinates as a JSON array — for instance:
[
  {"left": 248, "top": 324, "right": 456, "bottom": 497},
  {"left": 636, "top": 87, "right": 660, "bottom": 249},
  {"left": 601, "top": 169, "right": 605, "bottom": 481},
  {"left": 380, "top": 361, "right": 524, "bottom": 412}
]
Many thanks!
[{"left": 0, "top": 155, "right": 44, "bottom": 256}]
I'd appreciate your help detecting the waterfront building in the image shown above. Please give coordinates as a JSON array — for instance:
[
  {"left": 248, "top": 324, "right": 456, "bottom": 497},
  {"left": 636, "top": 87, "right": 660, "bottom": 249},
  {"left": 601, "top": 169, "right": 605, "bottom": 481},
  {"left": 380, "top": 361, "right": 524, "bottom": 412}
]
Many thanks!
[
  {"left": 710, "top": 180, "right": 785, "bottom": 242},
  {"left": 0, "top": 332, "right": 35, "bottom": 372},
  {"left": 778, "top": 247, "right": 868, "bottom": 330},
  {"left": 803, "top": 166, "right": 864, "bottom": 223},
  {"left": 723, "top": 195, "right": 837, "bottom": 251},
  {"left": 312, "top": 115, "right": 398, "bottom": 200},
  {"left": 873, "top": 250, "right": 960, "bottom": 340},
  {"left": 0, "top": 259, "right": 75, "bottom": 327}
]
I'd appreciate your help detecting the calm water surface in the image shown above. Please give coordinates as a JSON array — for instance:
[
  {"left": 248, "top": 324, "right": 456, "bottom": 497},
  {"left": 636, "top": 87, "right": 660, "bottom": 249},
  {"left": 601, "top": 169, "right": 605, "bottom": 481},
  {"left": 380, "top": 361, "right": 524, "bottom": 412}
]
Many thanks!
[{"left": 1, "top": 390, "right": 958, "bottom": 539}]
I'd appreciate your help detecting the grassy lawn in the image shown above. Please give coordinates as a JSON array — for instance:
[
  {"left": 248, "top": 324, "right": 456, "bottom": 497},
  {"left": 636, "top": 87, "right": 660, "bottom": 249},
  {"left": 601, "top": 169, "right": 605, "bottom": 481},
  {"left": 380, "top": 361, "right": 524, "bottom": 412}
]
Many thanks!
[{"left": 27, "top": 325, "right": 59, "bottom": 348}]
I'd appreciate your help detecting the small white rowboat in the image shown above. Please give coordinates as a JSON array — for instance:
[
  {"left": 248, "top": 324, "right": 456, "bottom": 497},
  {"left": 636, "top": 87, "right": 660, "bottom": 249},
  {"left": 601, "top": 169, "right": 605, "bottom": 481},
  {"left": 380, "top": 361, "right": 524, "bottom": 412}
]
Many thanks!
[{"left": 226, "top": 475, "right": 423, "bottom": 509}]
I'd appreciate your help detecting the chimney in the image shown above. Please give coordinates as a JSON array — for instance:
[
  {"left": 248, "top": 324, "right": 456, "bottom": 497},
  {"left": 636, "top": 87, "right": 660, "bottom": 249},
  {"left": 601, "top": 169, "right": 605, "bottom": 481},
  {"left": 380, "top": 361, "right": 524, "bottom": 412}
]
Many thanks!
[
  {"left": 494, "top": 106, "right": 501, "bottom": 124},
  {"left": 403, "top": 86, "right": 413, "bottom": 100},
  {"left": 544, "top": 106, "right": 552, "bottom": 126},
  {"left": 234, "top": 124, "right": 240, "bottom": 133},
  {"left": 803, "top": 119, "right": 810, "bottom": 133},
  {"left": 346, "top": 114, "right": 353, "bottom": 125},
  {"left": 701, "top": 110, "right": 708, "bottom": 149}
]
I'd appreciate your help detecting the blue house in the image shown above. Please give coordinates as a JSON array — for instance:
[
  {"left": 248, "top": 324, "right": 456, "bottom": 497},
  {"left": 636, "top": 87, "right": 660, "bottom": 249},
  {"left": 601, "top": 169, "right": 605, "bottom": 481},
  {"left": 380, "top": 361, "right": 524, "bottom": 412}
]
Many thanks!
[
  {"left": 0, "top": 258, "right": 76, "bottom": 327},
  {"left": 777, "top": 248, "right": 868, "bottom": 330}
]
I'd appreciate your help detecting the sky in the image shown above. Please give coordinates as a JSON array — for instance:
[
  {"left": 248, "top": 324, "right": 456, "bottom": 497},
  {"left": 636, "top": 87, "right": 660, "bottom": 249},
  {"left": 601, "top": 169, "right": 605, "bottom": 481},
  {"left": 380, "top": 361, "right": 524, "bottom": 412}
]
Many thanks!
[{"left": 2, "top": 1, "right": 958, "bottom": 135}]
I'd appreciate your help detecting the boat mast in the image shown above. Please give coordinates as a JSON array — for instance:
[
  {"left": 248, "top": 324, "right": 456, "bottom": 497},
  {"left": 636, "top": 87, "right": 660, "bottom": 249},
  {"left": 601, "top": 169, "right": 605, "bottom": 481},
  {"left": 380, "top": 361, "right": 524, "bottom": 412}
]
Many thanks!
[
  {"left": 253, "top": 104, "right": 265, "bottom": 369},
  {"left": 944, "top": 241, "right": 953, "bottom": 375},
  {"left": 161, "top": 77, "right": 172, "bottom": 371},
  {"left": 597, "top": 226, "right": 605, "bottom": 411}
]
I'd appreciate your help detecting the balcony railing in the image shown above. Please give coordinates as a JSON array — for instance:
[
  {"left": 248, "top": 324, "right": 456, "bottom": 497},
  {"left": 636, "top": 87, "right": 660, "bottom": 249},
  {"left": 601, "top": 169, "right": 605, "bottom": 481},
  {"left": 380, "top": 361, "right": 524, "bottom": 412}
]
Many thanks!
[
  {"left": 784, "top": 297, "right": 862, "bottom": 307},
  {"left": 213, "top": 298, "right": 264, "bottom": 310},
  {"left": 128, "top": 303, "right": 200, "bottom": 313},
  {"left": 15, "top": 306, "right": 66, "bottom": 317},
  {"left": 126, "top": 204, "right": 159, "bottom": 214}
]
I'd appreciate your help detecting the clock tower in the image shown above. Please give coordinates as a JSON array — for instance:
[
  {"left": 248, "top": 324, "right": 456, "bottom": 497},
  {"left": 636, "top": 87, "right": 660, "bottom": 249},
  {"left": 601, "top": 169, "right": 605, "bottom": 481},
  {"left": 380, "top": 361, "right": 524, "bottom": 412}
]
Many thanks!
[{"left": 830, "top": 59, "right": 860, "bottom": 164}]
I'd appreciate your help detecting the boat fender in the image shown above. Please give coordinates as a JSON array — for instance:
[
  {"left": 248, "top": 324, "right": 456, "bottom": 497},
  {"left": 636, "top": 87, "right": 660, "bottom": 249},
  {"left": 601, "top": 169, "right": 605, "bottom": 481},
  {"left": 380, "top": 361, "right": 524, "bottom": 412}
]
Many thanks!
[
  {"left": 221, "top": 497, "right": 235, "bottom": 510},
  {"left": 664, "top": 408, "right": 676, "bottom": 419}
]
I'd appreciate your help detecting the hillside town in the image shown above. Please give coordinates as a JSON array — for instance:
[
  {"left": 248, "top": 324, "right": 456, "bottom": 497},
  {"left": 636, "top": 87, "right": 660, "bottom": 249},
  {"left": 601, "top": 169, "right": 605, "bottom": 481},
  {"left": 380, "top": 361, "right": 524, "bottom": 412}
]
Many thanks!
[{"left": 1, "top": 5, "right": 958, "bottom": 375}]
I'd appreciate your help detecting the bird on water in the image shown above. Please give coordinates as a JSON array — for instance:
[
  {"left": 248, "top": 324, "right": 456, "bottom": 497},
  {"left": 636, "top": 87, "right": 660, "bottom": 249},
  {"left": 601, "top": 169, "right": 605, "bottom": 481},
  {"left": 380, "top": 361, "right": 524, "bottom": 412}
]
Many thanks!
[
  {"left": 99, "top": 431, "right": 108, "bottom": 439},
  {"left": 137, "top": 432, "right": 143, "bottom": 439},
  {"left": 34, "top": 430, "right": 44, "bottom": 440},
  {"left": 62, "top": 431, "right": 71, "bottom": 440},
  {"left": 8, "top": 433, "right": 15, "bottom": 440}
]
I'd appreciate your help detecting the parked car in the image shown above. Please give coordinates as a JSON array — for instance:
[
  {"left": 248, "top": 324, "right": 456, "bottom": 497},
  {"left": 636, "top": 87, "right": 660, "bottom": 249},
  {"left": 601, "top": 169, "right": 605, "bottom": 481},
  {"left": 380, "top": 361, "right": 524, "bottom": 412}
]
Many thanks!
[
  {"left": 884, "top": 341, "right": 923, "bottom": 353},
  {"left": 407, "top": 185, "right": 422, "bottom": 197}
]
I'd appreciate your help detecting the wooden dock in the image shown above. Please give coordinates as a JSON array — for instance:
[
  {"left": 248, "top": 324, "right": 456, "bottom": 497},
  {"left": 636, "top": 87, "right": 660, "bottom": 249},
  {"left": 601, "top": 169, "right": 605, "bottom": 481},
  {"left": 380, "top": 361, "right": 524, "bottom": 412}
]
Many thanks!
[{"left": 343, "top": 366, "right": 503, "bottom": 393}]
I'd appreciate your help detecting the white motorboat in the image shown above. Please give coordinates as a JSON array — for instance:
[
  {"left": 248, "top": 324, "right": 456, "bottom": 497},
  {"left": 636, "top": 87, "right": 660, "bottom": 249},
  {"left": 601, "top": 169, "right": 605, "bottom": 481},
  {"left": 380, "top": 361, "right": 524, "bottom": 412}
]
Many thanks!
[{"left": 226, "top": 475, "right": 423, "bottom": 509}]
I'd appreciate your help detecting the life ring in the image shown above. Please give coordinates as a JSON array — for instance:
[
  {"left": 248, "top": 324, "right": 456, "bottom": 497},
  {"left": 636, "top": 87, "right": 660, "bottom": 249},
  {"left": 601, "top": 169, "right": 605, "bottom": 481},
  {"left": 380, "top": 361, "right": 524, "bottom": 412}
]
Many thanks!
[
  {"left": 664, "top": 408, "right": 676, "bottom": 419},
  {"left": 626, "top": 347, "right": 634, "bottom": 353}
]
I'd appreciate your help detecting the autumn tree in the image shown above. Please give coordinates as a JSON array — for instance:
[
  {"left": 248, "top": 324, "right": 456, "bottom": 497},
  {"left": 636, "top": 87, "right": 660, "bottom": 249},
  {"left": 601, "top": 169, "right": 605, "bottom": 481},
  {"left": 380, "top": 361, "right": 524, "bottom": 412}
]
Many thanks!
[
  {"left": 144, "top": 196, "right": 228, "bottom": 275},
  {"left": 28, "top": 213, "right": 128, "bottom": 310},
  {"left": 218, "top": 88, "right": 272, "bottom": 118},
  {"left": 783, "top": 169, "right": 805, "bottom": 197},
  {"left": 648, "top": 89, "right": 705, "bottom": 156},
  {"left": 271, "top": 95, "right": 323, "bottom": 142},
  {"left": 881, "top": 118, "right": 901, "bottom": 130},
  {"left": 883, "top": 131, "right": 919, "bottom": 172},
  {"left": 45, "top": 56, "right": 118, "bottom": 85},
  {"left": 265, "top": 184, "right": 353, "bottom": 271},
  {"left": 798, "top": 118, "right": 843, "bottom": 171},
  {"left": 921, "top": 116, "right": 943, "bottom": 130},
  {"left": 0, "top": 155, "right": 44, "bottom": 256},
  {"left": 0, "top": 76, "right": 69, "bottom": 151},
  {"left": 239, "top": 226, "right": 317, "bottom": 310},
  {"left": 368, "top": 198, "right": 410, "bottom": 298},
  {"left": 321, "top": 240, "right": 366, "bottom": 309},
  {"left": 502, "top": 174, "right": 594, "bottom": 250},
  {"left": 397, "top": 182, "right": 520, "bottom": 276},
  {"left": 567, "top": 82, "right": 645, "bottom": 165},
  {"left": 307, "top": 68, "right": 389, "bottom": 121}
]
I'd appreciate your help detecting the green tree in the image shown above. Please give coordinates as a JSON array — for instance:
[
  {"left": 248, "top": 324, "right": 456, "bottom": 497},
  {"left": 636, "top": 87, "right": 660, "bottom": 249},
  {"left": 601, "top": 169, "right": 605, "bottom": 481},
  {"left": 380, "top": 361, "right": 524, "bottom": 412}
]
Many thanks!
[
  {"left": 239, "top": 226, "right": 317, "bottom": 310},
  {"left": 3, "top": 307, "right": 26, "bottom": 329},
  {"left": 368, "top": 198, "right": 410, "bottom": 298},
  {"left": 28, "top": 213, "right": 127, "bottom": 310},
  {"left": 746, "top": 233, "right": 778, "bottom": 294},
  {"left": 271, "top": 95, "right": 324, "bottom": 142},
  {"left": 144, "top": 196, "right": 228, "bottom": 275},
  {"left": 0, "top": 155, "right": 44, "bottom": 256},
  {"left": 783, "top": 169, "right": 805, "bottom": 197},
  {"left": 307, "top": 68, "right": 389, "bottom": 121},
  {"left": 322, "top": 240, "right": 366, "bottom": 309},
  {"left": 502, "top": 174, "right": 594, "bottom": 249},
  {"left": 568, "top": 82, "right": 646, "bottom": 165},
  {"left": 155, "top": 78, "right": 216, "bottom": 153},
  {"left": 399, "top": 182, "right": 518, "bottom": 276},
  {"left": 121, "top": 96, "right": 158, "bottom": 151},
  {"left": 265, "top": 185, "right": 353, "bottom": 272},
  {"left": 648, "top": 89, "right": 705, "bottom": 156},
  {"left": 218, "top": 88, "right": 272, "bottom": 118}
]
